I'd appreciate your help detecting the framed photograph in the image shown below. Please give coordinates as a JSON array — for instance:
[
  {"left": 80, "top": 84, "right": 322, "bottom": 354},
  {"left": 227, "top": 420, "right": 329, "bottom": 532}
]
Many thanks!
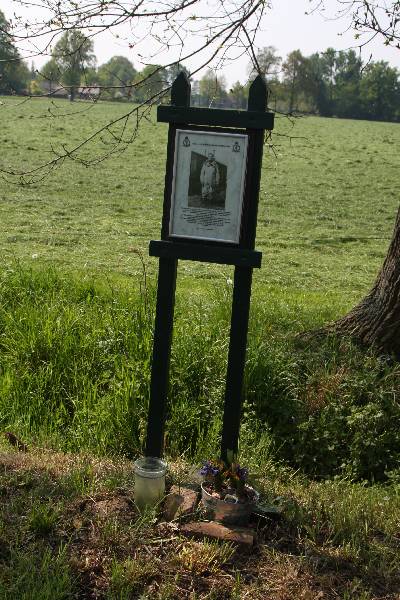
[{"left": 168, "top": 129, "right": 248, "bottom": 244}]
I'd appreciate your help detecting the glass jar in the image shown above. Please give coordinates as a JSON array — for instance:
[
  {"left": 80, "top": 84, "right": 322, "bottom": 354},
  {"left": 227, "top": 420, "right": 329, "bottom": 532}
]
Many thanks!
[{"left": 134, "top": 456, "right": 167, "bottom": 512}]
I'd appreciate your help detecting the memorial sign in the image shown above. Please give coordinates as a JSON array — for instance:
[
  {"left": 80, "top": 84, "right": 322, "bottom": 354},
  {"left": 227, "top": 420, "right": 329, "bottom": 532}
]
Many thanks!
[
  {"left": 169, "top": 129, "right": 248, "bottom": 243},
  {"left": 145, "top": 72, "right": 274, "bottom": 462}
]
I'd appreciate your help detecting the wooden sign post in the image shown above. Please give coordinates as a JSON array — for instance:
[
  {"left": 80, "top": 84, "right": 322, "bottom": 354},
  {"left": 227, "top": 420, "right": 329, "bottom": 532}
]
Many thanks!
[{"left": 145, "top": 73, "right": 274, "bottom": 462}]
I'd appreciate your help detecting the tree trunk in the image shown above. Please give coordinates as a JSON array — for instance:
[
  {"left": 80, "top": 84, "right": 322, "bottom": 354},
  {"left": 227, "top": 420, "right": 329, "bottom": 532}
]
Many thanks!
[{"left": 330, "top": 205, "right": 400, "bottom": 355}]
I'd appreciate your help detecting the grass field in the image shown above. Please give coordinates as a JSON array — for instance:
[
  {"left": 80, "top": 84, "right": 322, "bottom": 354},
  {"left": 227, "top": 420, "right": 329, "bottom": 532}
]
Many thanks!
[
  {"left": 1, "top": 96, "right": 399, "bottom": 296},
  {"left": 1, "top": 96, "right": 400, "bottom": 598}
]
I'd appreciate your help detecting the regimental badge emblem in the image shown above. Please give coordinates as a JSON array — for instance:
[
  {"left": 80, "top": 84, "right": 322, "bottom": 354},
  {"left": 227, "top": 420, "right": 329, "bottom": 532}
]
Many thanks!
[
  {"left": 183, "top": 136, "right": 191, "bottom": 147},
  {"left": 232, "top": 141, "right": 240, "bottom": 152}
]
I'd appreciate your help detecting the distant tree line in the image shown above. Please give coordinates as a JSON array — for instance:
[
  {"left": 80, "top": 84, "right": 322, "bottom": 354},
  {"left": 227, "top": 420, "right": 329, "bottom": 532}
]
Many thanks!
[
  {"left": 1, "top": 9, "right": 399, "bottom": 123},
  {"left": 228, "top": 46, "right": 400, "bottom": 123},
  {"left": 262, "top": 46, "right": 400, "bottom": 123}
]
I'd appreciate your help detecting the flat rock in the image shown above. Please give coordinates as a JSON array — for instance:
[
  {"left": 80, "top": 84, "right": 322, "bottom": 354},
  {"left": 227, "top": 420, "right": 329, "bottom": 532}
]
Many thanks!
[
  {"left": 164, "top": 485, "right": 199, "bottom": 521},
  {"left": 181, "top": 521, "right": 255, "bottom": 547}
]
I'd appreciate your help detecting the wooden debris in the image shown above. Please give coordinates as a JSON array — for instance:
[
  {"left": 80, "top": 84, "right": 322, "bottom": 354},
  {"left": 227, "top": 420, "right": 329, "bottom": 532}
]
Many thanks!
[{"left": 180, "top": 521, "right": 255, "bottom": 547}]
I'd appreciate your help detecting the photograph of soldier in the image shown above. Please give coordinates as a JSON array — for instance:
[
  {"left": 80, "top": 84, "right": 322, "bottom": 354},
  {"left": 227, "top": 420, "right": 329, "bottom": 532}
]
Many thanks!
[
  {"left": 187, "top": 150, "right": 227, "bottom": 209},
  {"left": 200, "top": 152, "right": 220, "bottom": 202}
]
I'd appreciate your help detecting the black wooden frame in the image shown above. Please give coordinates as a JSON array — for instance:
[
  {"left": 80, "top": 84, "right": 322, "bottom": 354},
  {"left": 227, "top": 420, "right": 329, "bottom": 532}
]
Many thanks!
[{"left": 145, "top": 72, "right": 274, "bottom": 461}]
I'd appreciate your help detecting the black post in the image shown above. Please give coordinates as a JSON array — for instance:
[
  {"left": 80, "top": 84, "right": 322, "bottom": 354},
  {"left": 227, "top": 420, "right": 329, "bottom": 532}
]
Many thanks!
[
  {"left": 145, "top": 73, "right": 191, "bottom": 457},
  {"left": 220, "top": 76, "right": 268, "bottom": 463},
  {"left": 220, "top": 266, "right": 253, "bottom": 462},
  {"left": 145, "top": 256, "right": 178, "bottom": 457}
]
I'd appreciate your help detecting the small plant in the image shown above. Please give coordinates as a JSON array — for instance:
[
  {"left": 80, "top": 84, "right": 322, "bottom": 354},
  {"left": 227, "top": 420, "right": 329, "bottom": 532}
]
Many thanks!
[
  {"left": 28, "top": 502, "right": 58, "bottom": 537},
  {"left": 200, "top": 459, "right": 253, "bottom": 502},
  {"left": 107, "top": 556, "right": 157, "bottom": 598},
  {"left": 177, "top": 540, "right": 235, "bottom": 575}
]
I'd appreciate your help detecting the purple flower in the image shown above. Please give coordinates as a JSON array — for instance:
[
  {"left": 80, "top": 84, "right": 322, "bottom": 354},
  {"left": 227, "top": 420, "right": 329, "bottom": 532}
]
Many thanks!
[
  {"left": 200, "top": 462, "right": 210, "bottom": 476},
  {"left": 235, "top": 465, "right": 248, "bottom": 481},
  {"left": 200, "top": 461, "right": 220, "bottom": 477}
]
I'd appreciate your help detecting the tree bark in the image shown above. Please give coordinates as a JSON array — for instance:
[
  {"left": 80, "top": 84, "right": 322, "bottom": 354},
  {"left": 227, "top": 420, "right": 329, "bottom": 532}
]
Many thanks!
[{"left": 330, "top": 205, "right": 400, "bottom": 355}]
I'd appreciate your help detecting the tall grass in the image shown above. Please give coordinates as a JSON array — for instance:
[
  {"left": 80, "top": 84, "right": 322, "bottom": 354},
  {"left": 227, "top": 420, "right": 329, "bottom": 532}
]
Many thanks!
[{"left": 1, "top": 264, "right": 400, "bottom": 483}]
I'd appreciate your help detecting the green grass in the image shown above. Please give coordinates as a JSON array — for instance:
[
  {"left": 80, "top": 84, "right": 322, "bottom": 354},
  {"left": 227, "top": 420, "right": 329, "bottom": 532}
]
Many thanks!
[
  {"left": 1, "top": 264, "right": 400, "bottom": 483},
  {"left": 1, "top": 97, "right": 400, "bottom": 478},
  {"left": 1, "top": 96, "right": 399, "bottom": 297},
  {"left": 1, "top": 96, "right": 400, "bottom": 597}
]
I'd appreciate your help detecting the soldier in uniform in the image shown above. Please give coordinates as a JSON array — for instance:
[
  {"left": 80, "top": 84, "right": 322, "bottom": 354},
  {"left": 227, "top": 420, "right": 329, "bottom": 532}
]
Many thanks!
[{"left": 200, "top": 152, "right": 220, "bottom": 204}]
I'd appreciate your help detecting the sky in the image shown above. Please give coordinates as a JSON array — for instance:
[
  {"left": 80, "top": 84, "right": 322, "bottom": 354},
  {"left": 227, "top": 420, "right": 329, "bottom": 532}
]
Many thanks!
[{"left": 3, "top": 0, "right": 400, "bottom": 84}]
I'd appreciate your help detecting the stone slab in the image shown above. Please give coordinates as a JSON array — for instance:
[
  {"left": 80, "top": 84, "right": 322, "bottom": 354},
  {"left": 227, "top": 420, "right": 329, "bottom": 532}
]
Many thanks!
[{"left": 164, "top": 485, "right": 199, "bottom": 521}]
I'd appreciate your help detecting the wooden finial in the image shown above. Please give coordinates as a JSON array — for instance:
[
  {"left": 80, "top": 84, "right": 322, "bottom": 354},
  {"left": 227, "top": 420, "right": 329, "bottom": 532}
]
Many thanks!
[
  {"left": 248, "top": 75, "right": 267, "bottom": 112},
  {"left": 171, "top": 71, "right": 191, "bottom": 108}
]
